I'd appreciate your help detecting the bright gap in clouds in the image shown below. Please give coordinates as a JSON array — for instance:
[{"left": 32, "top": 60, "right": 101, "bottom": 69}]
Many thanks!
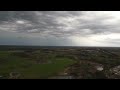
[
  {"left": 70, "top": 33, "right": 120, "bottom": 47},
  {"left": 70, "top": 36, "right": 107, "bottom": 46},
  {"left": 16, "top": 20, "right": 25, "bottom": 24}
]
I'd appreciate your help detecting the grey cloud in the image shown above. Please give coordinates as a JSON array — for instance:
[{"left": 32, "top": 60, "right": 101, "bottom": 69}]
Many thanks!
[
  {"left": 0, "top": 31, "right": 74, "bottom": 46},
  {"left": 0, "top": 11, "right": 120, "bottom": 37},
  {"left": 1, "top": 11, "right": 120, "bottom": 46}
]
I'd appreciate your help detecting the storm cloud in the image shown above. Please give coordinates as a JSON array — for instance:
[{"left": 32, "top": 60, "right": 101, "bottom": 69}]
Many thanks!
[{"left": 0, "top": 11, "right": 120, "bottom": 46}]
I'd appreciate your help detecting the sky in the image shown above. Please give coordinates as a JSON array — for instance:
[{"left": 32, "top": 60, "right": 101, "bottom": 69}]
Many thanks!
[{"left": 0, "top": 11, "right": 120, "bottom": 46}]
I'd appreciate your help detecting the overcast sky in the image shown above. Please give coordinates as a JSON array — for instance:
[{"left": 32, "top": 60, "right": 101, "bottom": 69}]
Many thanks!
[{"left": 0, "top": 11, "right": 120, "bottom": 46}]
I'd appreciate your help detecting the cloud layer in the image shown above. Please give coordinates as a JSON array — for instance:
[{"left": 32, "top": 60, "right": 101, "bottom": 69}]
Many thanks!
[{"left": 0, "top": 11, "right": 120, "bottom": 46}]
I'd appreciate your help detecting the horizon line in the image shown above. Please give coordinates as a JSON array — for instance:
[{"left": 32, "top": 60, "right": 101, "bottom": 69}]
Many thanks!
[{"left": 0, "top": 45, "right": 120, "bottom": 48}]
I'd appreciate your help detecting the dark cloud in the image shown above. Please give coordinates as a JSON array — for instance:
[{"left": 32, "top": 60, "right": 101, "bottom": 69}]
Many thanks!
[
  {"left": 0, "top": 11, "right": 85, "bottom": 36},
  {"left": 0, "top": 11, "right": 119, "bottom": 37}
]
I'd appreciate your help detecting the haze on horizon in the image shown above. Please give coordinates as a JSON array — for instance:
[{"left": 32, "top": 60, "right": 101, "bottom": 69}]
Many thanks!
[{"left": 0, "top": 11, "right": 120, "bottom": 47}]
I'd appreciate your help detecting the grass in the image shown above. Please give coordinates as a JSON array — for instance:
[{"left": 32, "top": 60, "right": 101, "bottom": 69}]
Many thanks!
[
  {"left": 0, "top": 51, "right": 75, "bottom": 79},
  {"left": 20, "top": 58, "right": 75, "bottom": 79},
  {"left": 0, "top": 47, "right": 120, "bottom": 79}
]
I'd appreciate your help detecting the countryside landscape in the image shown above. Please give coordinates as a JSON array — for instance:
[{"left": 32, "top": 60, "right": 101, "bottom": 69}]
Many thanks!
[
  {"left": 1, "top": 11, "right": 120, "bottom": 79},
  {"left": 0, "top": 46, "right": 120, "bottom": 79}
]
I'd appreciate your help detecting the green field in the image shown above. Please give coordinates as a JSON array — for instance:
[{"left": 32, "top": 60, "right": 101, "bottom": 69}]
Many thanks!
[
  {"left": 0, "top": 51, "right": 75, "bottom": 79},
  {"left": 1, "top": 46, "right": 120, "bottom": 79}
]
